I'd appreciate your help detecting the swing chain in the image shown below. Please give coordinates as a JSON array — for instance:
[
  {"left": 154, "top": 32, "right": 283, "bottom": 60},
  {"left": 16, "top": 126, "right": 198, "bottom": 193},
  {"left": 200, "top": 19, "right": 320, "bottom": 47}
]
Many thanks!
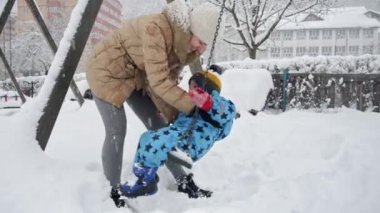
[{"left": 206, "top": 0, "right": 227, "bottom": 69}]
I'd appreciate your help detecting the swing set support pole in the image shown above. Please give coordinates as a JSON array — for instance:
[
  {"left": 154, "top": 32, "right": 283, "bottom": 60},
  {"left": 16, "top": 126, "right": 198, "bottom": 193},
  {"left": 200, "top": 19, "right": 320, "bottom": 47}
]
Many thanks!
[
  {"left": 36, "top": 0, "right": 102, "bottom": 150},
  {"left": 25, "top": 0, "right": 84, "bottom": 106}
]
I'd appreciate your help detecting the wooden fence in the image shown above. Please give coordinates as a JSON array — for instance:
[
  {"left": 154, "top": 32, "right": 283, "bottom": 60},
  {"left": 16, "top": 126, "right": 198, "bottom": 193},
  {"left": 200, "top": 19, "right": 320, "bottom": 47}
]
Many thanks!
[{"left": 268, "top": 73, "right": 380, "bottom": 112}]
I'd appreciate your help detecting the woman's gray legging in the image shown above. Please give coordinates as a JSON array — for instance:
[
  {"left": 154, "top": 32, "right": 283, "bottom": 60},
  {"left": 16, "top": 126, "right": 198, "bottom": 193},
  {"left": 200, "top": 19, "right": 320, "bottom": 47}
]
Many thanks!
[{"left": 94, "top": 90, "right": 186, "bottom": 187}]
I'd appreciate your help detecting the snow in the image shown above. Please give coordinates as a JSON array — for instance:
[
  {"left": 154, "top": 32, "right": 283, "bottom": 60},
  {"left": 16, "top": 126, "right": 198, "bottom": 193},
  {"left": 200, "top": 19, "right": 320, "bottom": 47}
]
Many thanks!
[
  {"left": 1, "top": 1, "right": 380, "bottom": 212},
  {"left": 1, "top": 66, "right": 380, "bottom": 212}
]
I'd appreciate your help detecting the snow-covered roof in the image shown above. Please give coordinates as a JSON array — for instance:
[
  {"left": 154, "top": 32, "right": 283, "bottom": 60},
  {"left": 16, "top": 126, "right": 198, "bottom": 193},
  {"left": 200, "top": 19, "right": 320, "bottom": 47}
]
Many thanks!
[{"left": 277, "top": 7, "right": 380, "bottom": 30}]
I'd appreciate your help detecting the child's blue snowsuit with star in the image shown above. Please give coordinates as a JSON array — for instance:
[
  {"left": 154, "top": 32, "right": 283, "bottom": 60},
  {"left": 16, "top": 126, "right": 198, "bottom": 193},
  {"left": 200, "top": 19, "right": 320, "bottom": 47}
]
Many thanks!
[
  {"left": 135, "top": 90, "right": 236, "bottom": 167},
  {"left": 120, "top": 89, "right": 235, "bottom": 198}
]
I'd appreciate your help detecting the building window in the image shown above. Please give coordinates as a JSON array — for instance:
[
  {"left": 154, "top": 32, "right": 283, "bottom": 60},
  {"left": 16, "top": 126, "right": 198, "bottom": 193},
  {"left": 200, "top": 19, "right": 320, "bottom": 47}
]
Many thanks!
[
  {"left": 309, "top": 30, "right": 319, "bottom": 40},
  {"left": 363, "top": 45, "right": 374, "bottom": 54},
  {"left": 335, "top": 46, "right": 346, "bottom": 55},
  {"left": 283, "top": 31, "right": 293, "bottom": 41},
  {"left": 271, "top": 31, "right": 280, "bottom": 41},
  {"left": 322, "top": 46, "right": 332, "bottom": 56},
  {"left": 308, "top": 46, "right": 319, "bottom": 56},
  {"left": 336, "top": 29, "right": 346, "bottom": 39},
  {"left": 296, "top": 30, "right": 306, "bottom": 40},
  {"left": 363, "top": 29, "right": 374, "bottom": 39},
  {"left": 348, "top": 46, "right": 359, "bottom": 56},
  {"left": 271, "top": 47, "right": 280, "bottom": 58},
  {"left": 282, "top": 47, "right": 293, "bottom": 58},
  {"left": 296, "top": 47, "right": 307, "bottom": 56},
  {"left": 322, "top": 30, "right": 332, "bottom": 40},
  {"left": 349, "top": 29, "right": 360, "bottom": 39}
]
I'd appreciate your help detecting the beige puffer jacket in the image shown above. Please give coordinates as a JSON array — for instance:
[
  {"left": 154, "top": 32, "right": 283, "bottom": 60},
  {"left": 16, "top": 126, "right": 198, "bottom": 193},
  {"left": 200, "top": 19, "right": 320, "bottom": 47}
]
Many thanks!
[{"left": 86, "top": 5, "right": 198, "bottom": 122}]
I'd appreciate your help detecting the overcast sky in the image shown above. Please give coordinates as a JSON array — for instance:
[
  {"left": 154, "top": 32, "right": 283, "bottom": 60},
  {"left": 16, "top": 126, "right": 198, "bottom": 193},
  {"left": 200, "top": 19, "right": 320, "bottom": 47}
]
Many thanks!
[
  {"left": 120, "top": 0, "right": 380, "bottom": 19},
  {"left": 1, "top": 1, "right": 379, "bottom": 19}
]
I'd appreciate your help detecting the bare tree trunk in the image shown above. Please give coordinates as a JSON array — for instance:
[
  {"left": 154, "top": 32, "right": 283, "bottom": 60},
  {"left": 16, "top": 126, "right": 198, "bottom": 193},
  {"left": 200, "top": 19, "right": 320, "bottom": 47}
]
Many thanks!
[{"left": 248, "top": 48, "right": 257, "bottom": 59}]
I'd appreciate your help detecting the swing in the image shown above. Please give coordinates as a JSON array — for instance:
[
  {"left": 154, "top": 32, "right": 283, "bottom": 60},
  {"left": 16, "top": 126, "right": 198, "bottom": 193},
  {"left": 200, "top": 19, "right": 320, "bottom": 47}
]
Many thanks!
[
  {"left": 167, "top": 0, "right": 227, "bottom": 169},
  {"left": 180, "top": 0, "right": 227, "bottom": 145}
]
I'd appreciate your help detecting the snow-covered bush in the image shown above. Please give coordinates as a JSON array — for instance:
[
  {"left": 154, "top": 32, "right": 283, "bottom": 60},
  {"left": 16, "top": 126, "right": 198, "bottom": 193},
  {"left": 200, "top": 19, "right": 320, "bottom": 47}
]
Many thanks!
[
  {"left": 220, "top": 55, "right": 380, "bottom": 112},
  {"left": 221, "top": 55, "right": 380, "bottom": 74}
]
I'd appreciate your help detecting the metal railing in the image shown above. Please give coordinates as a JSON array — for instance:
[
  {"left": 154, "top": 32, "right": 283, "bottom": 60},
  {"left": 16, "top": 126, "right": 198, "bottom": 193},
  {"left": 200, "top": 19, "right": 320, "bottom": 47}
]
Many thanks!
[{"left": 268, "top": 72, "right": 380, "bottom": 112}]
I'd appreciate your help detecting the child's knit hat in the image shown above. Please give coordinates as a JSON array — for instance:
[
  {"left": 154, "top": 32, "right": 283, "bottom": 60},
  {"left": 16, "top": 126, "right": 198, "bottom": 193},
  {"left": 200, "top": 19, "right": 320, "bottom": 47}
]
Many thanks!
[{"left": 189, "top": 71, "right": 221, "bottom": 93}]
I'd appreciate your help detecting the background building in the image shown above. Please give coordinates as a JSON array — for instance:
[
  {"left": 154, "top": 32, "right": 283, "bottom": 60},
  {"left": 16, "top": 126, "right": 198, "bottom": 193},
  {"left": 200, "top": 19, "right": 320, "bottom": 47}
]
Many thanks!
[
  {"left": 16, "top": 0, "right": 122, "bottom": 46},
  {"left": 261, "top": 7, "right": 380, "bottom": 59},
  {"left": 0, "top": 0, "right": 123, "bottom": 77},
  {"left": 90, "top": 0, "right": 123, "bottom": 45}
]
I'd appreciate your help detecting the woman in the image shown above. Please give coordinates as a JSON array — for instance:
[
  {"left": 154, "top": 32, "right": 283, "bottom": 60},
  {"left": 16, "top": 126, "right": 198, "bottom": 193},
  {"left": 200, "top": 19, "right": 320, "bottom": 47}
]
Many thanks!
[{"left": 86, "top": 0, "right": 223, "bottom": 207}]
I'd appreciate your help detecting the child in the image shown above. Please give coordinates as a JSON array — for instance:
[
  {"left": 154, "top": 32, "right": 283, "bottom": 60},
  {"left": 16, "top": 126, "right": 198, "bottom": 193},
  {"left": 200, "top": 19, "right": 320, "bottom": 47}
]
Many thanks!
[{"left": 120, "top": 71, "right": 236, "bottom": 198}]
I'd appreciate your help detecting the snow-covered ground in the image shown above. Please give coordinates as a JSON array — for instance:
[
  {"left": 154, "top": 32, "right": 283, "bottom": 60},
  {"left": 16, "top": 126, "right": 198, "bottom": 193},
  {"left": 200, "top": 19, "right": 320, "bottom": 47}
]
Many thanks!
[
  {"left": 1, "top": 68, "right": 380, "bottom": 212},
  {"left": 0, "top": 1, "right": 379, "bottom": 212}
]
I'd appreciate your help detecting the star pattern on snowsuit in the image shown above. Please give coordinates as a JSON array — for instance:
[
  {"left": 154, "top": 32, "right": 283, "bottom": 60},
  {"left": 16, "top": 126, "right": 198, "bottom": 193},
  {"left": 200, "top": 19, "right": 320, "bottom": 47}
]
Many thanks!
[
  {"left": 145, "top": 144, "right": 153, "bottom": 152},
  {"left": 228, "top": 105, "right": 234, "bottom": 114},
  {"left": 178, "top": 132, "right": 184, "bottom": 138},
  {"left": 221, "top": 113, "right": 228, "bottom": 120},
  {"left": 160, "top": 144, "right": 167, "bottom": 150},
  {"left": 152, "top": 134, "right": 160, "bottom": 141},
  {"left": 195, "top": 126, "right": 204, "bottom": 133},
  {"left": 182, "top": 144, "right": 190, "bottom": 151},
  {"left": 192, "top": 144, "right": 196, "bottom": 150},
  {"left": 198, "top": 148, "right": 204, "bottom": 155},
  {"left": 170, "top": 127, "right": 178, "bottom": 131}
]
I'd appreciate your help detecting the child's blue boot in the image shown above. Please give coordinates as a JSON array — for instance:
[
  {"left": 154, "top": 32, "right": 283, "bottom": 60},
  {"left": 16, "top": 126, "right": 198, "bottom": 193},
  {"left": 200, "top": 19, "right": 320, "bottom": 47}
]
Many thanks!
[{"left": 120, "top": 165, "right": 159, "bottom": 198}]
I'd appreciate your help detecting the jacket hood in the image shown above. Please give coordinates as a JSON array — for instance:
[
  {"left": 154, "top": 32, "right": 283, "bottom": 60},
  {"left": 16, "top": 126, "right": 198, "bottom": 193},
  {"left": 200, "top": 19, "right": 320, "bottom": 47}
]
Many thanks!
[
  {"left": 163, "top": 0, "right": 191, "bottom": 33},
  {"left": 162, "top": 0, "right": 198, "bottom": 65}
]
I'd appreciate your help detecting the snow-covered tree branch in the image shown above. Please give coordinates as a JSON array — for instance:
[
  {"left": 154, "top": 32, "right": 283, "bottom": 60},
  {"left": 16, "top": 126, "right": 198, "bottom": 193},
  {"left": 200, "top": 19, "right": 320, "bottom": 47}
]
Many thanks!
[{"left": 207, "top": 0, "right": 337, "bottom": 59}]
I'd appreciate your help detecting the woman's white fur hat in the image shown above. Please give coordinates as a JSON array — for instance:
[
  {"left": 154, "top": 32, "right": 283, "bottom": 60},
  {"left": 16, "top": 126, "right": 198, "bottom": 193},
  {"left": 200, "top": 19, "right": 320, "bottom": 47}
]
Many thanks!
[{"left": 190, "top": 3, "right": 224, "bottom": 45}]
